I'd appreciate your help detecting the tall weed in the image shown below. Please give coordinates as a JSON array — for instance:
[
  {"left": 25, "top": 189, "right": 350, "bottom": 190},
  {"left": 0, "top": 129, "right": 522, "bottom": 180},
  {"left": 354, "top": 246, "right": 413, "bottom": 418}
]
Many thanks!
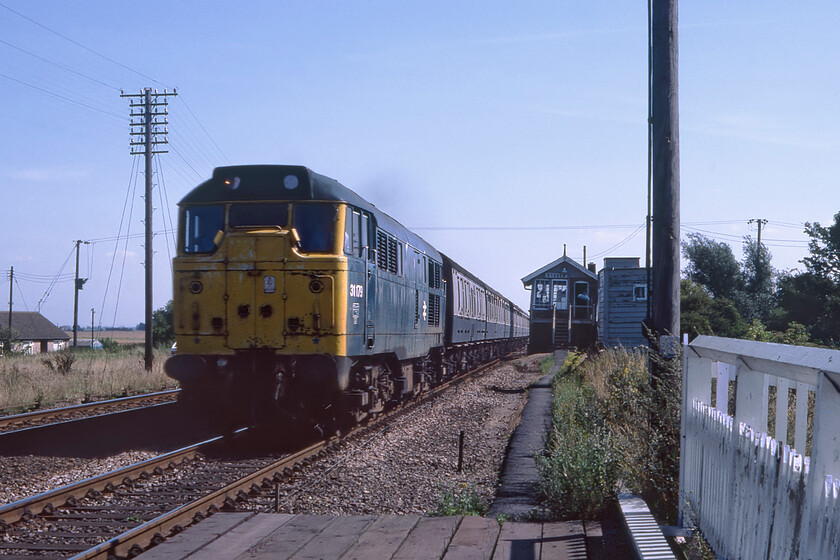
[{"left": 539, "top": 348, "right": 682, "bottom": 523}]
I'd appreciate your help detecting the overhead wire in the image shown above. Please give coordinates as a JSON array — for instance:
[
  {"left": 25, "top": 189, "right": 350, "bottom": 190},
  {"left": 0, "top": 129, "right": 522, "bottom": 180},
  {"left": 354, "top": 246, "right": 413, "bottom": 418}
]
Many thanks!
[
  {"left": 0, "top": 1, "right": 168, "bottom": 89},
  {"left": 177, "top": 96, "right": 231, "bottom": 164},
  {"left": 99, "top": 156, "right": 139, "bottom": 330},
  {"left": 0, "top": 38, "right": 121, "bottom": 91}
]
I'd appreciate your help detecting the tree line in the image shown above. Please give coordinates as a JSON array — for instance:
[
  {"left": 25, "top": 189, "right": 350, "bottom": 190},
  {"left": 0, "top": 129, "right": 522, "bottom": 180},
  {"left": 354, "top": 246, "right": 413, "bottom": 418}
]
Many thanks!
[{"left": 681, "top": 212, "right": 840, "bottom": 347}]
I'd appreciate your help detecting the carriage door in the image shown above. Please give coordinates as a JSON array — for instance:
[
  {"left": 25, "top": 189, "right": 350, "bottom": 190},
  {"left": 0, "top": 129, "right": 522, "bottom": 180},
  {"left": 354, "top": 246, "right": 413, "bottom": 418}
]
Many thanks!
[{"left": 363, "top": 213, "right": 376, "bottom": 349}]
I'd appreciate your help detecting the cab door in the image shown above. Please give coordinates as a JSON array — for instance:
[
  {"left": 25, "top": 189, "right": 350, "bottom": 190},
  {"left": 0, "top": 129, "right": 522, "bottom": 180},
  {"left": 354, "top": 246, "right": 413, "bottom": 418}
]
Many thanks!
[{"left": 363, "top": 213, "right": 376, "bottom": 350}]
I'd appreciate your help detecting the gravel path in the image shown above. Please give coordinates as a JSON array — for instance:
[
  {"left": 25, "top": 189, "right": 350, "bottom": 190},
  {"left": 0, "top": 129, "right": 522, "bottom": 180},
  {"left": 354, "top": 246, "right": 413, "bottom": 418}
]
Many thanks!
[{"left": 268, "top": 354, "right": 547, "bottom": 516}]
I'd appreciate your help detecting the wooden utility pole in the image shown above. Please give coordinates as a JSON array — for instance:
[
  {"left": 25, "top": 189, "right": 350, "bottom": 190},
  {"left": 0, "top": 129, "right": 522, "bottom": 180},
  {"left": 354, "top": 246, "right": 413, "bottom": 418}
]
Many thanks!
[
  {"left": 749, "top": 218, "right": 768, "bottom": 247},
  {"left": 650, "top": 0, "right": 680, "bottom": 348},
  {"left": 6, "top": 266, "right": 12, "bottom": 352},
  {"left": 73, "top": 239, "right": 89, "bottom": 347},
  {"left": 121, "top": 88, "right": 176, "bottom": 370}
]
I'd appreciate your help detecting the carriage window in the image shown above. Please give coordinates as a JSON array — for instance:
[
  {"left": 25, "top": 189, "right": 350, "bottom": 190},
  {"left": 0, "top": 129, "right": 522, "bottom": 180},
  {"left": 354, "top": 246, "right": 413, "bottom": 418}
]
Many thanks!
[
  {"left": 183, "top": 205, "right": 224, "bottom": 254},
  {"left": 229, "top": 203, "right": 287, "bottom": 227},
  {"left": 293, "top": 203, "right": 337, "bottom": 253}
]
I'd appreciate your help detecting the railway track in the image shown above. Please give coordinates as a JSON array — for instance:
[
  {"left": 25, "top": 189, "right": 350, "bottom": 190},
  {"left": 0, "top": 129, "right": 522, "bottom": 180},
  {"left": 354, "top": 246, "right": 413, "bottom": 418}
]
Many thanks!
[
  {"left": 0, "top": 390, "right": 180, "bottom": 434},
  {"left": 0, "top": 359, "right": 502, "bottom": 559}
]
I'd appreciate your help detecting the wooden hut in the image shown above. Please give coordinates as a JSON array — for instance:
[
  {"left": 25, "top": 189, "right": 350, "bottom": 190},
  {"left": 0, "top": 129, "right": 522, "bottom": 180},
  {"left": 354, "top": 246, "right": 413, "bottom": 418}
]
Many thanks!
[
  {"left": 521, "top": 254, "right": 598, "bottom": 352},
  {"left": 597, "top": 257, "right": 650, "bottom": 349}
]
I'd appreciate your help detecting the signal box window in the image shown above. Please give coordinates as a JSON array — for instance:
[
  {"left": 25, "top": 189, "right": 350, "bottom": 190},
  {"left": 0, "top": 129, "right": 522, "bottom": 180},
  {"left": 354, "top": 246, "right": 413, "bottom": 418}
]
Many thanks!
[
  {"left": 230, "top": 203, "right": 288, "bottom": 227},
  {"left": 534, "top": 280, "right": 550, "bottom": 308},
  {"left": 183, "top": 205, "right": 224, "bottom": 254},
  {"left": 294, "top": 203, "right": 336, "bottom": 253}
]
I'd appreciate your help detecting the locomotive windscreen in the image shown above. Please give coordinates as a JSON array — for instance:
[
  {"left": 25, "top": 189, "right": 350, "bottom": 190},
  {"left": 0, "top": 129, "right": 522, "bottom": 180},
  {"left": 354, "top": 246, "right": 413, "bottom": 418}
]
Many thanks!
[
  {"left": 183, "top": 205, "right": 223, "bottom": 253},
  {"left": 293, "top": 203, "right": 338, "bottom": 253},
  {"left": 229, "top": 203, "right": 288, "bottom": 227}
]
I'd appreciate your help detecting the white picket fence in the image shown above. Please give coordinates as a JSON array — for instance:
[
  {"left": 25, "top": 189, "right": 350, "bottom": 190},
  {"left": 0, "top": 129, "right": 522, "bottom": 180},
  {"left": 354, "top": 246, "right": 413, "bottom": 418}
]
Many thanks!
[{"left": 680, "top": 335, "right": 840, "bottom": 559}]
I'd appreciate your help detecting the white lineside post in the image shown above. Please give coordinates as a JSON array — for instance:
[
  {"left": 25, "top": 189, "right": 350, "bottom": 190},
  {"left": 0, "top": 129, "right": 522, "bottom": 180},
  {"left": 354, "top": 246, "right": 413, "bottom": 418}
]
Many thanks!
[
  {"left": 679, "top": 334, "right": 712, "bottom": 526},
  {"left": 800, "top": 369, "right": 840, "bottom": 560}
]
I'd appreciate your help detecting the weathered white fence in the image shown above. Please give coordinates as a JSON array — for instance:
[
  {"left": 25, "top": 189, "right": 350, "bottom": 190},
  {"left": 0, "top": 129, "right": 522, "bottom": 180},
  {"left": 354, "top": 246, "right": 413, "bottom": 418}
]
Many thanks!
[{"left": 680, "top": 335, "right": 840, "bottom": 559}]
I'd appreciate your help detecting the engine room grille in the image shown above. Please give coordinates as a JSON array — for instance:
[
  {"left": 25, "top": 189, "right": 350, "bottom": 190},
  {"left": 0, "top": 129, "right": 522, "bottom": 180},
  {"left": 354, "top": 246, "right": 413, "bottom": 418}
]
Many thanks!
[
  {"left": 376, "top": 230, "right": 388, "bottom": 270},
  {"left": 387, "top": 237, "right": 398, "bottom": 274},
  {"left": 428, "top": 261, "right": 441, "bottom": 289},
  {"left": 428, "top": 294, "right": 440, "bottom": 327}
]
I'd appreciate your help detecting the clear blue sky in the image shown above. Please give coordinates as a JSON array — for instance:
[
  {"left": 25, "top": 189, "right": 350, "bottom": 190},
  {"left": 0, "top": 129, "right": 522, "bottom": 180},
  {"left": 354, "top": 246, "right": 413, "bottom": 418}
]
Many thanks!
[{"left": 1, "top": 1, "right": 837, "bottom": 328}]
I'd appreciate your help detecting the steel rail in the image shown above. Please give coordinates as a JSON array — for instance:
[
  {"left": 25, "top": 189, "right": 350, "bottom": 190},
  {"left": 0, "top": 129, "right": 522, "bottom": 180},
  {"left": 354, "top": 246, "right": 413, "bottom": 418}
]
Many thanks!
[
  {"left": 0, "top": 389, "right": 180, "bottom": 430},
  {"left": 0, "top": 432, "right": 222, "bottom": 527},
  {"left": 69, "top": 437, "right": 329, "bottom": 560}
]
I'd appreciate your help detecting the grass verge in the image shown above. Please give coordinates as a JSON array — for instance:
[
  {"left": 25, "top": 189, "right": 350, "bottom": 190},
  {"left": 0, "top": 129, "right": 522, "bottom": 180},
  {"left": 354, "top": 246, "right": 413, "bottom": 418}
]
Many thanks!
[
  {"left": 0, "top": 347, "right": 177, "bottom": 412},
  {"left": 538, "top": 348, "right": 681, "bottom": 523}
]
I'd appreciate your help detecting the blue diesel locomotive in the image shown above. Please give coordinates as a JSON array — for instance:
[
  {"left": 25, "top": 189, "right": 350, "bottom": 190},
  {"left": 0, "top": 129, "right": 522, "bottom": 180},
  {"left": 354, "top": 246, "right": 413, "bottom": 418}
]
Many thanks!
[{"left": 164, "top": 165, "right": 528, "bottom": 430}]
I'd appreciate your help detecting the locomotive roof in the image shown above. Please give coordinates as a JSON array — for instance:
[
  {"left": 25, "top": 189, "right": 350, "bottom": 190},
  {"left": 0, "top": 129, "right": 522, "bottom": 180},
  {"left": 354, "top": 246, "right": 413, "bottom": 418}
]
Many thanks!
[{"left": 180, "top": 165, "right": 440, "bottom": 258}]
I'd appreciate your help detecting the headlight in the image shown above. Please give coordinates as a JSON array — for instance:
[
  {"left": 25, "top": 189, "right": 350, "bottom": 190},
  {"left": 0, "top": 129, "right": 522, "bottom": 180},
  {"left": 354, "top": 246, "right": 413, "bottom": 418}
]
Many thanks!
[{"left": 309, "top": 279, "right": 324, "bottom": 293}]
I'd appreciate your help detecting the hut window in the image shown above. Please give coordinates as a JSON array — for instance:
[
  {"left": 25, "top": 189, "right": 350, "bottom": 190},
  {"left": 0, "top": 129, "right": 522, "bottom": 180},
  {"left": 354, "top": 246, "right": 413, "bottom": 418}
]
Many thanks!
[{"left": 634, "top": 284, "right": 648, "bottom": 301}]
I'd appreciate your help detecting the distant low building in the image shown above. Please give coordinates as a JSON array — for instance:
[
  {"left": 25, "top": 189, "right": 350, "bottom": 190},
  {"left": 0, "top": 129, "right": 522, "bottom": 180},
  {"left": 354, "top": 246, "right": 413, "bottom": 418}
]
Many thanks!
[
  {"left": 597, "top": 257, "right": 650, "bottom": 349},
  {"left": 73, "top": 338, "right": 103, "bottom": 350},
  {"left": 0, "top": 311, "right": 71, "bottom": 354}
]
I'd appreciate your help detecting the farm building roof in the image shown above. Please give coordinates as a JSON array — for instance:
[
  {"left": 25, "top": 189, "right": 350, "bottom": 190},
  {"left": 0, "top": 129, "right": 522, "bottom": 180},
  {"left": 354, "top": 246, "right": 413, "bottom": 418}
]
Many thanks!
[{"left": 0, "top": 312, "right": 70, "bottom": 342}]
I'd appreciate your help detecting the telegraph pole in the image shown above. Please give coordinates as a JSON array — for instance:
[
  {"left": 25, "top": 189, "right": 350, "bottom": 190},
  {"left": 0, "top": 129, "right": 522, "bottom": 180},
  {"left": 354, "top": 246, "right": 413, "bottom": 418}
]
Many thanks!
[
  {"left": 73, "top": 239, "right": 90, "bottom": 347},
  {"left": 650, "top": 0, "right": 681, "bottom": 350},
  {"left": 121, "top": 88, "right": 177, "bottom": 371},
  {"left": 749, "top": 218, "right": 768, "bottom": 247},
  {"left": 5, "top": 267, "right": 12, "bottom": 352}
]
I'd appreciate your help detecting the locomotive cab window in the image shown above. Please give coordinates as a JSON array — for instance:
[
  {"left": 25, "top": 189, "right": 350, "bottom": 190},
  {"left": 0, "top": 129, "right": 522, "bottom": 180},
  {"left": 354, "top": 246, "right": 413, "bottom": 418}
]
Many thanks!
[
  {"left": 229, "top": 203, "right": 288, "bottom": 228},
  {"left": 343, "top": 207, "right": 365, "bottom": 257},
  {"left": 293, "top": 203, "right": 337, "bottom": 253},
  {"left": 183, "top": 205, "right": 224, "bottom": 254}
]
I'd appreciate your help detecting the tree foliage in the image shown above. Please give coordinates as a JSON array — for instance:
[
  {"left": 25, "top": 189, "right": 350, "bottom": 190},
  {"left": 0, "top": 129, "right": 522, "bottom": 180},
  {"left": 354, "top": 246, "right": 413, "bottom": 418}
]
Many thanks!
[
  {"left": 152, "top": 300, "right": 174, "bottom": 347},
  {"left": 802, "top": 212, "right": 840, "bottom": 283},
  {"left": 681, "top": 233, "right": 743, "bottom": 299},
  {"left": 680, "top": 280, "right": 746, "bottom": 339},
  {"left": 736, "top": 236, "right": 775, "bottom": 323}
]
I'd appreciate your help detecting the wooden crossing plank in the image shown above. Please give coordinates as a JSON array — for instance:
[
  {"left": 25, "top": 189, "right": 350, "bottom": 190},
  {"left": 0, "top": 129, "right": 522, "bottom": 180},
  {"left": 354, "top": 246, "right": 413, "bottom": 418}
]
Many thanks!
[
  {"left": 392, "top": 516, "right": 462, "bottom": 560},
  {"left": 443, "top": 516, "right": 500, "bottom": 560},
  {"left": 187, "top": 514, "right": 295, "bottom": 560},
  {"left": 541, "top": 521, "right": 587, "bottom": 560},
  {"left": 138, "top": 512, "right": 255, "bottom": 560},
  {"left": 234, "top": 514, "right": 335, "bottom": 559},
  {"left": 289, "top": 515, "right": 377, "bottom": 560},
  {"left": 491, "top": 521, "right": 542, "bottom": 559},
  {"left": 339, "top": 515, "right": 420, "bottom": 560}
]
